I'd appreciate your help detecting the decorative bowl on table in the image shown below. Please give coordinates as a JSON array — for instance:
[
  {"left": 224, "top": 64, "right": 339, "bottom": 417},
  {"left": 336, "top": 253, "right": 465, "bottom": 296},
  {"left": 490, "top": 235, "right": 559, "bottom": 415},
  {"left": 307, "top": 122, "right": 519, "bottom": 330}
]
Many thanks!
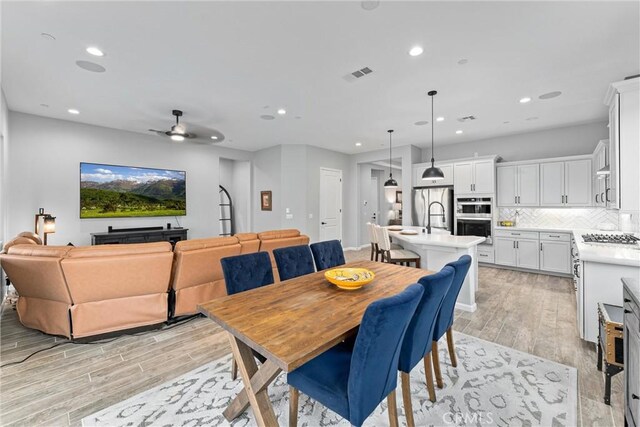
[
  {"left": 387, "top": 225, "right": 403, "bottom": 231},
  {"left": 400, "top": 229, "right": 418, "bottom": 235},
  {"left": 324, "top": 268, "right": 375, "bottom": 290}
]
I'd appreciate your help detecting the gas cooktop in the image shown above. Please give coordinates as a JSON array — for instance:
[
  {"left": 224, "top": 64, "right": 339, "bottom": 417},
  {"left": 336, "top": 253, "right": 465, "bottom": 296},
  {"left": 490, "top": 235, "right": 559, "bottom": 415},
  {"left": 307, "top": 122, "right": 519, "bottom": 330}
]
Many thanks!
[{"left": 582, "top": 233, "right": 640, "bottom": 245}]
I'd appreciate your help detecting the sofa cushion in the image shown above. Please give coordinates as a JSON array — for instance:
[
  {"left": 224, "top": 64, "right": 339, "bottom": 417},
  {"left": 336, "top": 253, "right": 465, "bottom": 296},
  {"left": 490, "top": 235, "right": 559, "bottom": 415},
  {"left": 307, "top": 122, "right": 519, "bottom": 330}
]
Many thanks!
[
  {"left": 3, "top": 237, "right": 38, "bottom": 253},
  {"left": 235, "top": 233, "right": 260, "bottom": 254},
  {"left": 174, "top": 236, "right": 239, "bottom": 252},
  {"left": 7, "top": 244, "right": 72, "bottom": 258},
  {"left": 67, "top": 242, "right": 171, "bottom": 258},
  {"left": 257, "top": 229, "right": 301, "bottom": 240}
]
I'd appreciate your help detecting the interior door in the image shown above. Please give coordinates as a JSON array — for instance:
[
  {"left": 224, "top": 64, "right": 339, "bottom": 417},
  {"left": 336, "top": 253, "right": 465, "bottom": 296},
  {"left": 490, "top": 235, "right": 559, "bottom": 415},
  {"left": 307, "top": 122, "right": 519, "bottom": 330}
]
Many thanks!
[
  {"left": 473, "top": 160, "right": 495, "bottom": 193},
  {"left": 540, "top": 161, "right": 565, "bottom": 206},
  {"left": 564, "top": 159, "right": 592, "bottom": 206},
  {"left": 496, "top": 166, "right": 516, "bottom": 206},
  {"left": 319, "top": 168, "right": 342, "bottom": 242},
  {"left": 517, "top": 163, "right": 540, "bottom": 206},
  {"left": 370, "top": 177, "right": 379, "bottom": 224}
]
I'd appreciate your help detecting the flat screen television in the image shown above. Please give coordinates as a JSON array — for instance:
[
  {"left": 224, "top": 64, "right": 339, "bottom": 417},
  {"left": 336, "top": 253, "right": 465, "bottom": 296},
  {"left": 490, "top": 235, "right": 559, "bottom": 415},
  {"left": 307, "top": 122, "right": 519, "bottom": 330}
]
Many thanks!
[{"left": 80, "top": 162, "right": 186, "bottom": 218}]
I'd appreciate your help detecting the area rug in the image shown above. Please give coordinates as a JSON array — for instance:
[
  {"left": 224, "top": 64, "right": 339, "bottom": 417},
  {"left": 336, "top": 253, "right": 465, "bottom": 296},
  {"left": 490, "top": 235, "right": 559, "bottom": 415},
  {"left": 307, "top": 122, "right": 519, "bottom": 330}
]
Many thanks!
[{"left": 82, "top": 333, "right": 577, "bottom": 426}]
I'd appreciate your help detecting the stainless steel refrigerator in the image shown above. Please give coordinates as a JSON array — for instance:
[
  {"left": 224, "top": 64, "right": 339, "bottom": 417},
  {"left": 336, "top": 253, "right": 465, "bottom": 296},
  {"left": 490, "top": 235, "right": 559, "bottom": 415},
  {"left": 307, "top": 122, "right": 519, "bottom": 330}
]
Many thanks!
[{"left": 411, "top": 186, "right": 454, "bottom": 232}]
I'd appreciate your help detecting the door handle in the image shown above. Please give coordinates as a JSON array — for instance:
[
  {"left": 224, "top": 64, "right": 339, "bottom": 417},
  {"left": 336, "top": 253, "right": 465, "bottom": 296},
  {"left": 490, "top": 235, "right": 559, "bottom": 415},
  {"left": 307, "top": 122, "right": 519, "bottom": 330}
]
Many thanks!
[
  {"left": 632, "top": 394, "right": 639, "bottom": 400},
  {"left": 321, "top": 222, "right": 327, "bottom": 225}
]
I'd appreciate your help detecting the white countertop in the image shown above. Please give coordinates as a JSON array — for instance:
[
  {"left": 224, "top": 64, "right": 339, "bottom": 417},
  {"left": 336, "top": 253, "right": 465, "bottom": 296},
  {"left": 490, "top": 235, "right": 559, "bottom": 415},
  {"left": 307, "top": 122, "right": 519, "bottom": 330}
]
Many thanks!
[
  {"left": 495, "top": 225, "right": 577, "bottom": 234},
  {"left": 572, "top": 229, "right": 640, "bottom": 267},
  {"left": 388, "top": 226, "right": 486, "bottom": 249}
]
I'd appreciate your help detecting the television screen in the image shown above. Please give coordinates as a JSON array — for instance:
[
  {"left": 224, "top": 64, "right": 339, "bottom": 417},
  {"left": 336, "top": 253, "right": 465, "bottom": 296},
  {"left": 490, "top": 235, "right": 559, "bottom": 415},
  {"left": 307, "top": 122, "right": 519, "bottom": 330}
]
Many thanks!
[{"left": 80, "top": 162, "right": 186, "bottom": 218}]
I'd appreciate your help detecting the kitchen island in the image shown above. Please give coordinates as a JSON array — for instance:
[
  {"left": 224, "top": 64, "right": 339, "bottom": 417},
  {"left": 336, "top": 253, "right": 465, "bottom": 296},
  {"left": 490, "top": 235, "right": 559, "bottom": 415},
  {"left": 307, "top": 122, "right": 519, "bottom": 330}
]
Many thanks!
[{"left": 388, "top": 226, "right": 485, "bottom": 312}]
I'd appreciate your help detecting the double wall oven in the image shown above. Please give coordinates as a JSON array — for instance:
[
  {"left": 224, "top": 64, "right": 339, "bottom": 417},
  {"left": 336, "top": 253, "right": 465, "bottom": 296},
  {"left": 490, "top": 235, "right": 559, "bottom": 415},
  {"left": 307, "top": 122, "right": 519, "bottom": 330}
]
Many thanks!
[{"left": 455, "top": 197, "right": 493, "bottom": 245}]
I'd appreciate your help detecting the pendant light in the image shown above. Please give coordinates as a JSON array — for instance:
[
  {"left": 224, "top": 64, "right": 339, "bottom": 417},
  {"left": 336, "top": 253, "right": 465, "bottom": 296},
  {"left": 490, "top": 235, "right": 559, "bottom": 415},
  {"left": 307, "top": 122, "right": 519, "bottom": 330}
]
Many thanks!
[
  {"left": 422, "top": 90, "right": 445, "bottom": 180},
  {"left": 383, "top": 129, "right": 398, "bottom": 188}
]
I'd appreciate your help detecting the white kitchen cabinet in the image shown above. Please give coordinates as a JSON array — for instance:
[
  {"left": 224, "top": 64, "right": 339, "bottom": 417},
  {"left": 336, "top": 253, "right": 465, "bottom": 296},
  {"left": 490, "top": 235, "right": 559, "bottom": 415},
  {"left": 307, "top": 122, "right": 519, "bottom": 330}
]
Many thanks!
[
  {"left": 540, "top": 240, "right": 571, "bottom": 274},
  {"left": 592, "top": 140, "right": 609, "bottom": 207},
  {"left": 454, "top": 159, "right": 495, "bottom": 195},
  {"left": 540, "top": 159, "right": 592, "bottom": 207},
  {"left": 497, "top": 164, "right": 539, "bottom": 207},
  {"left": 515, "top": 239, "right": 540, "bottom": 270},
  {"left": 494, "top": 237, "right": 517, "bottom": 267},
  {"left": 413, "top": 163, "right": 453, "bottom": 187}
]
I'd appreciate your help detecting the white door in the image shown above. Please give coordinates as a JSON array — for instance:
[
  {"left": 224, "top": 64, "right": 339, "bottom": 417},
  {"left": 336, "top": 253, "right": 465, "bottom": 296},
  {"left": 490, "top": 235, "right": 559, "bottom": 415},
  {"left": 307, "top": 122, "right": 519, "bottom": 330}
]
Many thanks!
[
  {"left": 517, "top": 163, "right": 540, "bottom": 206},
  {"left": 454, "top": 162, "right": 474, "bottom": 194},
  {"left": 540, "top": 162, "right": 565, "bottom": 206},
  {"left": 494, "top": 237, "right": 517, "bottom": 267},
  {"left": 370, "top": 177, "right": 379, "bottom": 224},
  {"left": 540, "top": 241, "right": 571, "bottom": 274},
  {"left": 516, "top": 239, "right": 540, "bottom": 270},
  {"left": 473, "top": 160, "right": 495, "bottom": 193},
  {"left": 564, "top": 159, "right": 592, "bottom": 206},
  {"left": 319, "top": 168, "right": 343, "bottom": 242},
  {"left": 496, "top": 166, "right": 516, "bottom": 207}
]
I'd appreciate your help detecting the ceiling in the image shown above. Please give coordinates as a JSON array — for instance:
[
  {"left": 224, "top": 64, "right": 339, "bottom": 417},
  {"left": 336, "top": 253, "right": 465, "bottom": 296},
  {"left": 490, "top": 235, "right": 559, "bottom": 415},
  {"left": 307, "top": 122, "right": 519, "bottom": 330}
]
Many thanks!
[{"left": 2, "top": 1, "right": 638, "bottom": 154}]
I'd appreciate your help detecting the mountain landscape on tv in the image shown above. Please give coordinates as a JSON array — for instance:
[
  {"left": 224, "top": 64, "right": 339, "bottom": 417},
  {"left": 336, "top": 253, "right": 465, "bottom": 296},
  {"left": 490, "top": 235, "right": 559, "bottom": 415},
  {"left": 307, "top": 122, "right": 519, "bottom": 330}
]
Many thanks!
[{"left": 80, "top": 163, "right": 186, "bottom": 218}]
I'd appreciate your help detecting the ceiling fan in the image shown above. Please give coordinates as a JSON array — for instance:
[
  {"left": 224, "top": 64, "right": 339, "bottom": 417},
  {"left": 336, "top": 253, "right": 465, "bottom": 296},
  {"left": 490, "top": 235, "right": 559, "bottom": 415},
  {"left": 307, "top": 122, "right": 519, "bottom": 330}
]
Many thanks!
[{"left": 148, "top": 110, "right": 196, "bottom": 142}]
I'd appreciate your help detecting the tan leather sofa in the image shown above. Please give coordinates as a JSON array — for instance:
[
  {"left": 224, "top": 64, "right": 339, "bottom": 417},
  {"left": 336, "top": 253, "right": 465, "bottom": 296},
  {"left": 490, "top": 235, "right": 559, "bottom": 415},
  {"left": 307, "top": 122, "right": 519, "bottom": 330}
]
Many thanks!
[
  {"left": 170, "top": 236, "right": 241, "bottom": 317},
  {"left": 1, "top": 229, "right": 309, "bottom": 337},
  {"left": 1, "top": 242, "right": 173, "bottom": 338},
  {"left": 257, "top": 229, "right": 311, "bottom": 282}
]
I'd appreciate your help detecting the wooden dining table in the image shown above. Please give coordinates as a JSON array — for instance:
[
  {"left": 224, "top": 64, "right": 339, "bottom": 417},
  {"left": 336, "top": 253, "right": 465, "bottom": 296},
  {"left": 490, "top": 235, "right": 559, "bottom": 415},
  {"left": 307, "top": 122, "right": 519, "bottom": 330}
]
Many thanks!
[{"left": 198, "top": 260, "right": 432, "bottom": 427}]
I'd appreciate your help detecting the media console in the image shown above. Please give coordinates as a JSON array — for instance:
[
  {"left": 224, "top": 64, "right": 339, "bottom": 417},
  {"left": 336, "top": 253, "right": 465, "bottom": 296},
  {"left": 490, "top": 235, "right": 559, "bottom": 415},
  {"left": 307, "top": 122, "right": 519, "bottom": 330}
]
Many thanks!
[{"left": 91, "top": 226, "right": 188, "bottom": 247}]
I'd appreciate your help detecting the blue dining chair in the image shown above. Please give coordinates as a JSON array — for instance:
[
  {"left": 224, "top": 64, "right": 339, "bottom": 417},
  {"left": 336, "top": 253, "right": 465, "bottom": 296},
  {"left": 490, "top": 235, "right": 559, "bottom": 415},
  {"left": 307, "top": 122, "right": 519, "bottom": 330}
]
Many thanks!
[
  {"left": 309, "top": 240, "right": 346, "bottom": 271},
  {"left": 273, "top": 245, "right": 315, "bottom": 281},
  {"left": 431, "top": 255, "right": 472, "bottom": 388},
  {"left": 220, "top": 251, "right": 274, "bottom": 380},
  {"left": 398, "top": 267, "right": 454, "bottom": 425},
  {"left": 288, "top": 284, "right": 424, "bottom": 427}
]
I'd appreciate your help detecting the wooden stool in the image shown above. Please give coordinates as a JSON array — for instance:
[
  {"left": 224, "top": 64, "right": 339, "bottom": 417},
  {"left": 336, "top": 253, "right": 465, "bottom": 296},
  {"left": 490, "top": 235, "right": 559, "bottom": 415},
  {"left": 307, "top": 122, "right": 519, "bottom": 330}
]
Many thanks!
[{"left": 597, "top": 302, "right": 624, "bottom": 405}]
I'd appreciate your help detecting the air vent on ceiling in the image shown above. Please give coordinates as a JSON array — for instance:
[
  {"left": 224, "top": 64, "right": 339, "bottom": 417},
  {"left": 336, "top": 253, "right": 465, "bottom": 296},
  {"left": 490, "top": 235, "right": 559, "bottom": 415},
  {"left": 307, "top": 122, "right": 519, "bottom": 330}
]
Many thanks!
[
  {"left": 457, "top": 115, "right": 477, "bottom": 123},
  {"left": 344, "top": 67, "right": 374, "bottom": 82}
]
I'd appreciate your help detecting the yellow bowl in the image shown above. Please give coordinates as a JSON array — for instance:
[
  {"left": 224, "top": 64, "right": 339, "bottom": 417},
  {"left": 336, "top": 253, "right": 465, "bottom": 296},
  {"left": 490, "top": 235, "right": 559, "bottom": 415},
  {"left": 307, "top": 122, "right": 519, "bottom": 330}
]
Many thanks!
[{"left": 325, "top": 268, "right": 375, "bottom": 290}]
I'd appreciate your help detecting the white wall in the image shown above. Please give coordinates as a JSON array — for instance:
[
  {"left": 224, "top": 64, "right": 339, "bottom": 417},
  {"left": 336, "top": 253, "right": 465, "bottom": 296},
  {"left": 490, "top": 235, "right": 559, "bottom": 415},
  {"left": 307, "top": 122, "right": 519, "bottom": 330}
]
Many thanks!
[
  {"left": 219, "top": 157, "right": 251, "bottom": 234},
  {"left": 422, "top": 121, "right": 608, "bottom": 163},
  {"left": 252, "top": 145, "right": 282, "bottom": 232},
  {"left": 6, "top": 112, "right": 252, "bottom": 246}
]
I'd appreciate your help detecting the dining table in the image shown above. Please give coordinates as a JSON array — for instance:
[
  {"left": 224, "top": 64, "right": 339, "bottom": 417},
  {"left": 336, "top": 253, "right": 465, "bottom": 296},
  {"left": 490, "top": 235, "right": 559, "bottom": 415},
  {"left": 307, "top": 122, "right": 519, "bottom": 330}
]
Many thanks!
[{"left": 198, "top": 259, "right": 433, "bottom": 427}]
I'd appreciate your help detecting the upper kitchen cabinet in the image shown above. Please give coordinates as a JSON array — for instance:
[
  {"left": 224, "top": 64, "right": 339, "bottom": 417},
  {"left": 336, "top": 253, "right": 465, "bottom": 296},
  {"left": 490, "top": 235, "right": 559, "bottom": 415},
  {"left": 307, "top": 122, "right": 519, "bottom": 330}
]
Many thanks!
[
  {"left": 540, "top": 157, "right": 592, "bottom": 207},
  {"left": 497, "top": 163, "right": 539, "bottom": 207},
  {"left": 592, "top": 140, "right": 609, "bottom": 207},
  {"left": 604, "top": 78, "right": 639, "bottom": 212},
  {"left": 454, "top": 158, "right": 495, "bottom": 195},
  {"left": 413, "top": 163, "right": 454, "bottom": 187}
]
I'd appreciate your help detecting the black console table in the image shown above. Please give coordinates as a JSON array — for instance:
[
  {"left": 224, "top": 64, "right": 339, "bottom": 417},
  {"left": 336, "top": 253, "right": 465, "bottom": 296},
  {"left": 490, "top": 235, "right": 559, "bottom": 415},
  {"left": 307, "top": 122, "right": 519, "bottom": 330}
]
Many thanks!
[{"left": 91, "top": 227, "right": 188, "bottom": 247}]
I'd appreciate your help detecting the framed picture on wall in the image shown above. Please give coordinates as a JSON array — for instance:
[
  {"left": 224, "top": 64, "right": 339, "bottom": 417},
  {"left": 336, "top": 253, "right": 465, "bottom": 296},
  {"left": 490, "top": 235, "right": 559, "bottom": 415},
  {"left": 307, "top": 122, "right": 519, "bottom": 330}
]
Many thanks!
[
  {"left": 261, "top": 191, "right": 272, "bottom": 211},
  {"left": 395, "top": 190, "right": 402, "bottom": 203}
]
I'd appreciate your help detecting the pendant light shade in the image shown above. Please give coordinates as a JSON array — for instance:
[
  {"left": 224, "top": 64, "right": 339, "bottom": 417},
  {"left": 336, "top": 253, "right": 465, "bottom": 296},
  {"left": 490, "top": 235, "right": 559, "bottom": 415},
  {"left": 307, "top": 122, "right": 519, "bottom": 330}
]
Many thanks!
[
  {"left": 384, "top": 129, "right": 398, "bottom": 188},
  {"left": 422, "top": 90, "right": 445, "bottom": 181}
]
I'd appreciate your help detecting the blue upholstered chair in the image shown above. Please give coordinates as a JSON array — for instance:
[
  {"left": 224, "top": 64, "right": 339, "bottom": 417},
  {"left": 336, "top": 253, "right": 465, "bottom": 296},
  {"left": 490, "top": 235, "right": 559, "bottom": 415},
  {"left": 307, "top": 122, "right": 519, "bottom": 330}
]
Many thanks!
[
  {"left": 398, "top": 267, "right": 454, "bottom": 424},
  {"left": 309, "top": 240, "right": 346, "bottom": 271},
  {"left": 431, "top": 255, "right": 472, "bottom": 388},
  {"left": 288, "top": 284, "right": 424, "bottom": 427},
  {"left": 273, "top": 245, "right": 315, "bottom": 281},
  {"left": 220, "top": 252, "right": 274, "bottom": 380}
]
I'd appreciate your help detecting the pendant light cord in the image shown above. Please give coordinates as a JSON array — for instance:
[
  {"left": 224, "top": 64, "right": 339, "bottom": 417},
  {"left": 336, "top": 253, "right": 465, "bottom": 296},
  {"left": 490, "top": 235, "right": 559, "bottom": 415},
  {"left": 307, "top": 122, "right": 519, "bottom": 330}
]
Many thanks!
[
  {"left": 388, "top": 130, "right": 393, "bottom": 179},
  {"left": 430, "top": 94, "right": 435, "bottom": 166}
]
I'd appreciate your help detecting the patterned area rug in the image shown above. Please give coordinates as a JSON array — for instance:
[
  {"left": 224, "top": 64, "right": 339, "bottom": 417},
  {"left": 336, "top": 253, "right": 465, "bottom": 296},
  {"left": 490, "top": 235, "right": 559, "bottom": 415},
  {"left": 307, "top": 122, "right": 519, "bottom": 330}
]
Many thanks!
[{"left": 82, "top": 333, "right": 577, "bottom": 426}]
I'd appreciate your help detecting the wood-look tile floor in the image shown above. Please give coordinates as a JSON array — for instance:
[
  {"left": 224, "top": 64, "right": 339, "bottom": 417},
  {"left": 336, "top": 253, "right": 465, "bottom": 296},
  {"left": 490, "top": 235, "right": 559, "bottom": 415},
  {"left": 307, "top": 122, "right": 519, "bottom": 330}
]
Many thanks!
[{"left": 0, "top": 249, "right": 624, "bottom": 426}]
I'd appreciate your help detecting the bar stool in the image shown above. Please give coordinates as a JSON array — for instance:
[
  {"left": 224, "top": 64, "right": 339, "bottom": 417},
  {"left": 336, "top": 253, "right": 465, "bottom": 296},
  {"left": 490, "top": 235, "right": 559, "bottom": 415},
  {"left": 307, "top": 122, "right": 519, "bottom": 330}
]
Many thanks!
[
  {"left": 367, "top": 222, "right": 401, "bottom": 261},
  {"left": 374, "top": 225, "right": 421, "bottom": 268}
]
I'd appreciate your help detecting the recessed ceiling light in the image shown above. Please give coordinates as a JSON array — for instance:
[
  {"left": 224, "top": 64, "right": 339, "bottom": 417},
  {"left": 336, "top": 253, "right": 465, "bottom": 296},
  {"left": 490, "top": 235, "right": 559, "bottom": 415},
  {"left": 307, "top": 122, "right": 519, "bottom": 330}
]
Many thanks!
[
  {"left": 171, "top": 135, "right": 185, "bottom": 142},
  {"left": 503, "top": 121, "right": 510, "bottom": 124},
  {"left": 277, "top": 108, "right": 286, "bottom": 115},
  {"left": 457, "top": 58, "right": 468, "bottom": 65},
  {"left": 414, "top": 120, "right": 429, "bottom": 126},
  {"left": 409, "top": 46, "right": 424, "bottom": 57},
  {"left": 260, "top": 114, "right": 275, "bottom": 120},
  {"left": 40, "top": 33, "right": 56, "bottom": 41},
  {"left": 436, "top": 117, "right": 445, "bottom": 122},
  {"left": 295, "top": 116, "right": 302, "bottom": 119},
  {"left": 355, "top": 142, "right": 362, "bottom": 147},
  {"left": 519, "top": 97, "right": 532, "bottom": 104},
  {"left": 526, "top": 116, "right": 539, "bottom": 121},
  {"left": 361, "top": 1, "right": 380, "bottom": 11},
  {"left": 456, "top": 130, "right": 463, "bottom": 134},
  {"left": 86, "top": 47, "right": 104, "bottom": 57},
  {"left": 40, "top": 103, "right": 49, "bottom": 108},
  {"left": 539, "top": 91, "right": 562, "bottom": 100},
  {"left": 76, "top": 60, "right": 106, "bottom": 73},
  {"left": 210, "top": 136, "right": 218, "bottom": 140},
  {"left": 67, "top": 108, "right": 80, "bottom": 115}
]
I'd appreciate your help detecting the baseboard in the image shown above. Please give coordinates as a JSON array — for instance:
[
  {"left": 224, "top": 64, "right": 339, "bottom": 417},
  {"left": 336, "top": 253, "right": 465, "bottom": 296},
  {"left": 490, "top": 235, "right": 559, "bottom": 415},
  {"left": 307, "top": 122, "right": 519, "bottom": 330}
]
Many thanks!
[
  {"left": 487, "top": 263, "right": 572, "bottom": 278},
  {"left": 455, "top": 302, "right": 477, "bottom": 313}
]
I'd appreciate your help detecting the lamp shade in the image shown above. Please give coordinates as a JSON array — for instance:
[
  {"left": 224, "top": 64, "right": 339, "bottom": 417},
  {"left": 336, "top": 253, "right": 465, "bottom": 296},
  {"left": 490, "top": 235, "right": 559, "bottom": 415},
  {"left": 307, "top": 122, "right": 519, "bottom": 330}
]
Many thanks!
[
  {"left": 422, "top": 165, "right": 445, "bottom": 180},
  {"left": 384, "top": 177, "right": 398, "bottom": 188},
  {"left": 43, "top": 216, "right": 56, "bottom": 233}
]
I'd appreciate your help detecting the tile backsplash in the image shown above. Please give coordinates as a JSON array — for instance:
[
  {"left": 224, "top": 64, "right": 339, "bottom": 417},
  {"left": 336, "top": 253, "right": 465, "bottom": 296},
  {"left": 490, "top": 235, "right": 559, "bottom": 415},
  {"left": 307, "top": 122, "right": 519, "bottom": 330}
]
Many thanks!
[{"left": 498, "top": 208, "right": 619, "bottom": 230}]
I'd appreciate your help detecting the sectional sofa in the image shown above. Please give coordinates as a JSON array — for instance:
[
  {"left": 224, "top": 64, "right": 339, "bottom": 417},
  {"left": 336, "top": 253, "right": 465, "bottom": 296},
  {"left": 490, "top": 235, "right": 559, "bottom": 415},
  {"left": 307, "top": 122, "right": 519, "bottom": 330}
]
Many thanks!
[{"left": 0, "top": 229, "right": 309, "bottom": 339}]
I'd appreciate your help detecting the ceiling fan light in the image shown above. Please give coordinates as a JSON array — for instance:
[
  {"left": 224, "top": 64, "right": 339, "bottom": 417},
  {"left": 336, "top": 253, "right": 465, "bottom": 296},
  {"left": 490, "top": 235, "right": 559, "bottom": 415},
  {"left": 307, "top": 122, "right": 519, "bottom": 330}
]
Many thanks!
[
  {"left": 384, "top": 177, "right": 398, "bottom": 188},
  {"left": 171, "top": 134, "right": 185, "bottom": 142},
  {"left": 422, "top": 166, "right": 445, "bottom": 180}
]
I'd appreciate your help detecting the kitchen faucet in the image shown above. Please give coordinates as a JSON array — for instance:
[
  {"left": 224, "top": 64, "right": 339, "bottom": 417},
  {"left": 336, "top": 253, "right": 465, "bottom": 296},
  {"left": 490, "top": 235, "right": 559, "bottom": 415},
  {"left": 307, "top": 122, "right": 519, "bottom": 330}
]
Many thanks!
[{"left": 426, "top": 201, "right": 445, "bottom": 234}]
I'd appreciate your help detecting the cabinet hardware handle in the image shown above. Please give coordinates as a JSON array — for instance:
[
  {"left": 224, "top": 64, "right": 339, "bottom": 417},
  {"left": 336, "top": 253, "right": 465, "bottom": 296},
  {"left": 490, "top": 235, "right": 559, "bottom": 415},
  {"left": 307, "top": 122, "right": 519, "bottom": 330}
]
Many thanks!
[
  {"left": 624, "top": 309, "right": 632, "bottom": 314},
  {"left": 516, "top": 241, "right": 519, "bottom": 249},
  {"left": 515, "top": 196, "right": 517, "bottom": 204},
  {"left": 605, "top": 188, "right": 610, "bottom": 202},
  {"left": 624, "top": 298, "right": 631, "bottom": 303},
  {"left": 512, "top": 233, "right": 520, "bottom": 235},
  {"left": 471, "top": 184, "right": 473, "bottom": 192},
  {"left": 595, "top": 194, "right": 599, "bottom": 203},
  {"left": 513, "top": 241, "right": 516, "bottom": 249},
  {"left": 549, "top": 235, "right": 560, "bottom": 238},
  {"left": 540, "top": 243, "right": 542, "bottom": 251}
]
